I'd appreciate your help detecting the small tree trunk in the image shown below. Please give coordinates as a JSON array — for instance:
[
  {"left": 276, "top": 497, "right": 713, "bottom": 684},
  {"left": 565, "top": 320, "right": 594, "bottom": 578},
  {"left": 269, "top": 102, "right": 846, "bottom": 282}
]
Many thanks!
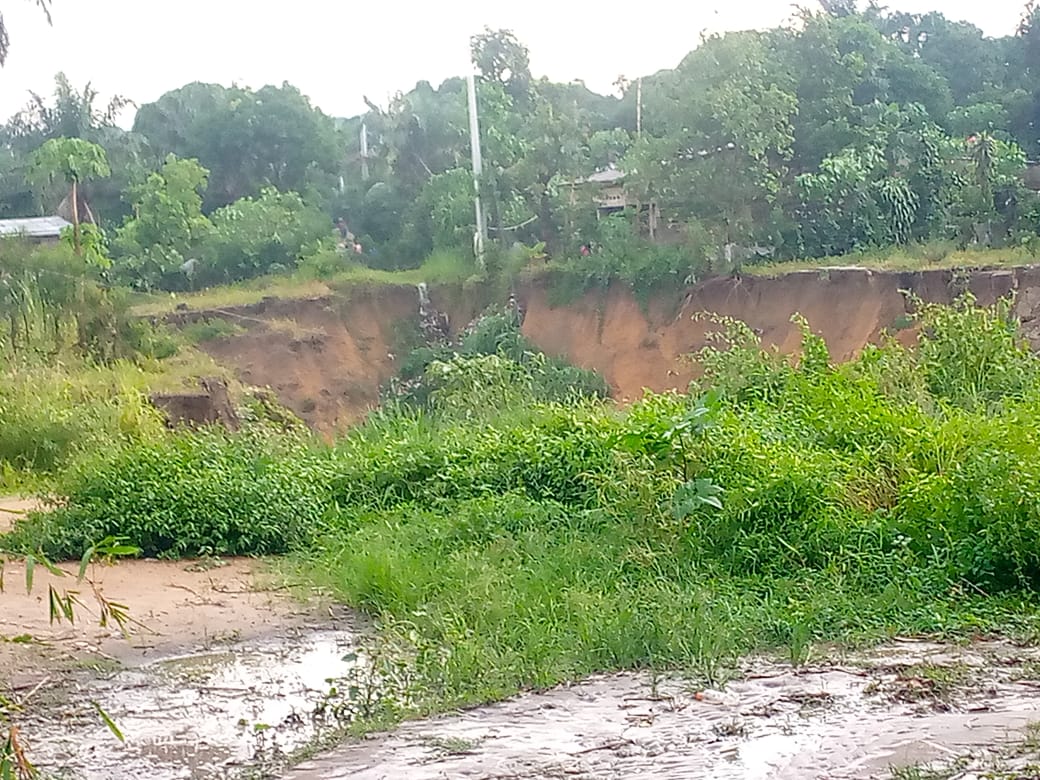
[{"left": 70, "top": 179, "right": 81, "bottom": 255}]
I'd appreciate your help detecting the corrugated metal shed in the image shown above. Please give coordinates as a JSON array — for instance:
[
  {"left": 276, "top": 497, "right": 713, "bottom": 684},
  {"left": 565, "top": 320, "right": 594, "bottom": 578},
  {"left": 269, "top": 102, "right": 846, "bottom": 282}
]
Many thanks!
[{"left": 0, "top": 216, "right": 72, "bottom": 238}]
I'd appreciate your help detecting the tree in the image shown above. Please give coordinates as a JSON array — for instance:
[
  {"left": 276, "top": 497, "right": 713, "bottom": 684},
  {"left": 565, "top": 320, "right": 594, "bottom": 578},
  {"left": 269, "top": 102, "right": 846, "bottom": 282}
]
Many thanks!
[
  {"left": 818, "top": 0, "right": 858, "bottom": 16},
  {"left": 771, "top": 13, "right": 950, "bottom": 170},
  {"left": 30, "top": 137, "right": 110, "bottom": 254},
  {"left": 0, "top": 0, "right": 51, "bottom": 66},
  {"left": 471, "top": 28, "right": 532, "bottom": 102},
  {"left": 0, "top": 74, "right": 143, "bottom": 224},
  {"left": 133, "top": 82, "right": 342, "bottom": 210},
  {"left": 629, "top": 32, "right": 797, "bottom": 244},
  {"left": 1009, "top": 2, "right": 1040, "bottom": 155},
  {"left": 5, "top": 73, "right": 132, "bottom": 143},
  {"left": 202, "top": 188, "right": 331, "bottom": 285},
  {"left": 110, "top": 154, "right": 213, "bottom": 289}
]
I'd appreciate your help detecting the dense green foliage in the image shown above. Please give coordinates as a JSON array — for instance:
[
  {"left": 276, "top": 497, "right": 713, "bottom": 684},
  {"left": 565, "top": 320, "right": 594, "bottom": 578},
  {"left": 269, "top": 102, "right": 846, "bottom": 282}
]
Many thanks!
[
  {"left": 389, "top": 310, "right": 609, "bottom": 407},
  {"left": 7, "top": 428, "right": 332, "bottom": 558},
  {"left": 0, "top": 238, "right": 149, "bottom": 361},
  {"left": 0, "top": 239, "right": 224, "bottom": 487},
  {"left": 5, "top": 6, "right": 1040, "bottom": 295},
  {"left": 10, "top": 297, "right": 1040, "bottom": 713},
  {"left": 9, "top": 1, "right": 1040, "bottom": 733},
  {"left": 0, "top": 361, "right": 165, "bottom": 481},
  {"left": 304, "top": 298, "right": 1040, "bottom": 707}
]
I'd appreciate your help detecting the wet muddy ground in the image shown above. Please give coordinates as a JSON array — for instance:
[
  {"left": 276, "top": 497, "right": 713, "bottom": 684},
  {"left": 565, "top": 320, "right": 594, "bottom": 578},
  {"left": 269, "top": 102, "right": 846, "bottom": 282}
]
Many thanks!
[
  {"left": 0, "top": 551, "right": 361, "bottom": 780},
  {"left": 287, "top": 639, "right": 1040, "bottom": 780},
  {"left": 22, "top": 626, "right": 359, "bottom": 779},
  {"left": 7, "top": 571, "right": 1040, "bottom": 780}
]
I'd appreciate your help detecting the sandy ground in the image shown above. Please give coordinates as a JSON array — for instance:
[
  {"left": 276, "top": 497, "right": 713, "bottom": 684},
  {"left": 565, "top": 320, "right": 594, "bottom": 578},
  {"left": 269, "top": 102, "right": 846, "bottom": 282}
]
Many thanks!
[
  {"left": 0, "top": 495, "right": 37, "bottom": 533},
  {"left": 0, "top": 556, "right": 313, "bottom": 672},
  {"left": 181, "top": 267, "right": 1040, "bottom": 431},
  {"left": 1, "top": 494, "right": 324, "bottom": 671}
]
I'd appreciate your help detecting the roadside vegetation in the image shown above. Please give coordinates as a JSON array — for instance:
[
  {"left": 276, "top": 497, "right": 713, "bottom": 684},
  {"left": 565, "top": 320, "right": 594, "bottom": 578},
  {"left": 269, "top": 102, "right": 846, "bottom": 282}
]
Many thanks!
[{"left": 0, "top": 237, "right": 232, "bottom": 493}]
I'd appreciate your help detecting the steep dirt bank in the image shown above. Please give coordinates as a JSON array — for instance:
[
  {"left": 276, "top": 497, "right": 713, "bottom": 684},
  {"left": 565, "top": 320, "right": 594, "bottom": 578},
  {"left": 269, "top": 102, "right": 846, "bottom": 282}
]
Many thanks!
[
  {"left": 168, "top": 284, "right": 482, "bottom": 433},
  {"left": 170, "top": 266, "right": 1040, "bottom": 430},
  {"left": 522, "top": 266, "right": 1040, "bottom": 402}
]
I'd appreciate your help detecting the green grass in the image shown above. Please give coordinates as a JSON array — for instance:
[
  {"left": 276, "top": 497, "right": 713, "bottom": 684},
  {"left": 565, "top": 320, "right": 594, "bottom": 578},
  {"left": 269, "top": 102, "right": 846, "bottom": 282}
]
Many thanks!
[
  {"left": 0, "top": 332, "right": 234, "bottom": 491},
  {"left": 747, "top": 242, "right": 1038, "bottom": 276},
  {"left": 131, "top": 250, "right": 476, "bottom": 317}
]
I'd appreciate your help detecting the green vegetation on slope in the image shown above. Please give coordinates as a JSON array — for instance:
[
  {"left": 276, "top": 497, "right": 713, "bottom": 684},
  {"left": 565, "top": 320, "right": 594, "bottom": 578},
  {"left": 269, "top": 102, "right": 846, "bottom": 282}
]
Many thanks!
[
  {"left": 387, "top": 309, "right": 609, "bottom": 407},
  {"left": 9, "top": 295, "right": 1040, "bottom": 720}
]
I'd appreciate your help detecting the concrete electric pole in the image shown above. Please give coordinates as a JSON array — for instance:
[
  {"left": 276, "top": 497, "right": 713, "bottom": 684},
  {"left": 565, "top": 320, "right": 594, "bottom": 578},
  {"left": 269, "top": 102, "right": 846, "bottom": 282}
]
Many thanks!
[{"left": 466, "top": 70, "right": 487, "bottom": 270}]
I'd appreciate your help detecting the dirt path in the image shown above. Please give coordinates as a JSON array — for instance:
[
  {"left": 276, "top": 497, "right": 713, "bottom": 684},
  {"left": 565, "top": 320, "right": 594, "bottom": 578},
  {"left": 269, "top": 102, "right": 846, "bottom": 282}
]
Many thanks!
[
  {"left": 1, "top": 552, "right": 361, "bottom": 780},
  {"left": 286, "top": 639, "right": 1040, "bottom": 780},
  {"left": 1, "top": 557, "right": 313, "bottom": 667}
]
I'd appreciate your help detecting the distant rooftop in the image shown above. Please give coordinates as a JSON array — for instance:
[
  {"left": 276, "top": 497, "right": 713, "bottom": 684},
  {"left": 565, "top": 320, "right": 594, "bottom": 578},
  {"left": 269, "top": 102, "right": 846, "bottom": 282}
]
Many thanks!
[
  {"left": 584, "top": 168, "right": 626, "bottom": 184},
  {"left": 0, "top": 216, "right": 72, "bottom": 239}
]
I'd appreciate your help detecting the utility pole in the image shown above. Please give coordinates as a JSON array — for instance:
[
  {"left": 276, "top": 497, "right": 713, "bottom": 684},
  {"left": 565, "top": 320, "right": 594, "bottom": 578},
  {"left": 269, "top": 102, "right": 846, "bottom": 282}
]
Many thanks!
[
  {"left": 360, "top": 122, "right": 370, "bottom": 182},
  {"left": 466, "top": 70, "right": 487, "bottom": 269},
  {"left": 636, "top": 77, "right": 643, "bottom": 138}
]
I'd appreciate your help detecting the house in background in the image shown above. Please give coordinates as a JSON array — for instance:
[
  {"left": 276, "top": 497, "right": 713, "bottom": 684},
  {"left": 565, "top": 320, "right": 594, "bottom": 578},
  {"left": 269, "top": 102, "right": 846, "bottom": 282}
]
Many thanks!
[
  {"left": 566, "top": 166, "right": 666, "bottom": 241},
  {"left": 0, "top": 216, "right": 72, "bottom": 245}
]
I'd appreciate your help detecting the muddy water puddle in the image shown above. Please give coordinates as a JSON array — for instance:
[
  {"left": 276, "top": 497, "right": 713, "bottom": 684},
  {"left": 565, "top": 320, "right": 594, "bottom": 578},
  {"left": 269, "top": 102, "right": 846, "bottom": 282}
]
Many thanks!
[
  {"left": 23, "top": 628, "right": 361, "bottom": 779},
  {"left": 288, "top": 639, "right": 1040, "bottom": 780}
]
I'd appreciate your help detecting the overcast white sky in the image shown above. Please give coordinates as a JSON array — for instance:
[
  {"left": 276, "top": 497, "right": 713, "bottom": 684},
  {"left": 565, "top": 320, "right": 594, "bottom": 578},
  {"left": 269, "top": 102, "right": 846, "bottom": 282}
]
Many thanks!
[{"left": 0, "top": 0, "right": 1031, "bottom": 126}]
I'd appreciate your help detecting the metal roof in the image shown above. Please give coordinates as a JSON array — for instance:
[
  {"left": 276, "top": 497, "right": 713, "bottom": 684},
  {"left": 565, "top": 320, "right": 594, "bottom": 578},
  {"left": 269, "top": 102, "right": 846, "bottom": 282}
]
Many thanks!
[
  {"left": 0, "top": 216, "right": 72, "bottom": 238},
  {"left": 584, "top": 168, "right": 626, "bottom": 184}
]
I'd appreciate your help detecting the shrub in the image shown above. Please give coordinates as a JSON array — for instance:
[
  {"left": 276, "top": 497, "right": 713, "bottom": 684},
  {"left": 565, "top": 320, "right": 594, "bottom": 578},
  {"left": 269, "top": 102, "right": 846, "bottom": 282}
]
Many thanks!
[
  {"left": 199, "top": 189, "right": 332, "bottom": 285},
  {"left": 0, "top": 363, "right": 165, "bottom": 480},
  {"left": 329, "top": 403, "right": 623, "bottom": 512},
  {"left": 390, "top": 310, "right": 609, "bottom": 408},
  {"left": 5, "top": 429, "right": 333, "bottom": 559}
]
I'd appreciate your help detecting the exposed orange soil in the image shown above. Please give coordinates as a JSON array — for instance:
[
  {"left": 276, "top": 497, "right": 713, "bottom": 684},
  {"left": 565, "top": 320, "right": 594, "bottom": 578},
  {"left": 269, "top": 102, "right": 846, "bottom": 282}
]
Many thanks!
[
  {"left": 189, "top": 285, "right": 480, "bottom": 433},
  {"left": 172, "top": 267, "right": 1040, "bottom": 430},
  {"left": 522, "top": 267, "right": 1039, "bottom": 401}
]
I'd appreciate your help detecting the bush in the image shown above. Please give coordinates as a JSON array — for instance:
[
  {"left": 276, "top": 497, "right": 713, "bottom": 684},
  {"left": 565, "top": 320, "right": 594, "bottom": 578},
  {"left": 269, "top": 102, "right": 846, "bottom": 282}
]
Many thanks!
[
  {"left": 329, "top": 403, "right": 623, "bottom": 512},
  {"left": 390, "top": 310, "right": 609, "bottom": 408},
  {"left": 5, "top": 429, "right": 334, "bottom": 559},
  {"left": 303, "top": 294, "right": 1040, "bottom": 710},
  {"left": 548, "top": 214, "right": 711, "bottom": 300},
  {"left": 199, "top": 188, "right": 332, "bottom": 285}
]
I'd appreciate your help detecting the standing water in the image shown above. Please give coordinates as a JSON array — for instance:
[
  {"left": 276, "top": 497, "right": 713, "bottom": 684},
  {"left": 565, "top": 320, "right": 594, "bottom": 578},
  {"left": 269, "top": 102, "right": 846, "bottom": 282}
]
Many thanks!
[
  {"left": 286, "top": 639, "right": 1040, "bottom": 780},
  {"left": 22, "top": 628, "right": 362, "bottom": 780}
]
